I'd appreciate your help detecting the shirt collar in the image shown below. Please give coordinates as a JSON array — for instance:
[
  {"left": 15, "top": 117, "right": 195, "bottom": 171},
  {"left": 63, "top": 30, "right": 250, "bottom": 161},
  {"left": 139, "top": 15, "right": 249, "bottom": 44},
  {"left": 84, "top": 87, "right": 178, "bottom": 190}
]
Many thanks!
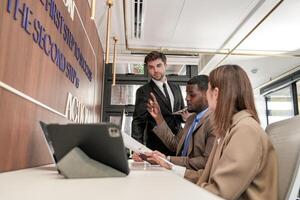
[
  {"left": 152, "top": 78, "right": 168, "bottom": 88},
  {"left": 195, "top": 108, "right": 208, "bottom": 121}
]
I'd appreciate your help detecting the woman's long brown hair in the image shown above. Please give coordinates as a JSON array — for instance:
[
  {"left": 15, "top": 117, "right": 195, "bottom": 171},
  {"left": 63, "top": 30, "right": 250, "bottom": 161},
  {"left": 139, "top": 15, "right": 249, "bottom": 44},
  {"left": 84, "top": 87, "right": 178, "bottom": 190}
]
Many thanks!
[{"left": 209, "top": 65, "right": 259, "bottom": 137}]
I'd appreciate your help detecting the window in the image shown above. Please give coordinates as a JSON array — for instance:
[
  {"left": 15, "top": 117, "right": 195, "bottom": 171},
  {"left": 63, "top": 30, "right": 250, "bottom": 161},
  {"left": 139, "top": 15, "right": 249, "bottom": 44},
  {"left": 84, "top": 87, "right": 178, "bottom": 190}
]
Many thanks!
[
  {"left": 266, "top": 86, "right": 294, "bottom": 124},
  {"left": 261, "top": 68, "right": 300, "bottom": 125}
]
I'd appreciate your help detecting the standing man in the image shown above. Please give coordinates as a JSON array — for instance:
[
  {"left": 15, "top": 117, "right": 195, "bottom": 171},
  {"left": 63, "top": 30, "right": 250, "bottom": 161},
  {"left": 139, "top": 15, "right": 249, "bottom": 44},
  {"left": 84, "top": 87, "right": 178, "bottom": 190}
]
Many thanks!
[{"left": 131, "top": 51, "right": 185, "bottom": 155}]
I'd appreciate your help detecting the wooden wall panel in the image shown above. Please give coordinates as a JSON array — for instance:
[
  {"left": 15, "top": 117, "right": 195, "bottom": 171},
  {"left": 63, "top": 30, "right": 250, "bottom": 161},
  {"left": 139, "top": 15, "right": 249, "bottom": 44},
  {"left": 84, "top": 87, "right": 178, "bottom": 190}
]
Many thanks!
[{"left": 0, "top": 0, "right": 104, "bottom": 172}]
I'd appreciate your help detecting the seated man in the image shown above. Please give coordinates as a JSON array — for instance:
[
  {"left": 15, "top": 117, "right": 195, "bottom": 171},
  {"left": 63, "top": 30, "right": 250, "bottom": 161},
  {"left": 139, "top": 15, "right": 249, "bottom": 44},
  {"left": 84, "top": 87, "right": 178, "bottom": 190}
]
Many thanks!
[{"left": 134, "top": 75, "right": 215, "bottom": 170}]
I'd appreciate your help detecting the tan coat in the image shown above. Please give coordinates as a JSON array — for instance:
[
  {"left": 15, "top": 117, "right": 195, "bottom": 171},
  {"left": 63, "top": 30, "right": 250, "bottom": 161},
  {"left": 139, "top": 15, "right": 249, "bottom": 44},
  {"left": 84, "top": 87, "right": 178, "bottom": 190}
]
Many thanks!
[
  {"left": 152, "top": 113, "right": 215, "bottom": 170},
  {"left": 185, "top": 110, "right": 278, "bottom": 200}
]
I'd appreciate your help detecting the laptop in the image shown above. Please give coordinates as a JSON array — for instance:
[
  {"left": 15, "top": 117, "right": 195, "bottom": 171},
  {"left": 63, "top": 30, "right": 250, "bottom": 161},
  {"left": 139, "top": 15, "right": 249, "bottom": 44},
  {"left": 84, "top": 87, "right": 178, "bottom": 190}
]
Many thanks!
[{"left": 39, "top": 121, "right": 130, "bottom": 176}]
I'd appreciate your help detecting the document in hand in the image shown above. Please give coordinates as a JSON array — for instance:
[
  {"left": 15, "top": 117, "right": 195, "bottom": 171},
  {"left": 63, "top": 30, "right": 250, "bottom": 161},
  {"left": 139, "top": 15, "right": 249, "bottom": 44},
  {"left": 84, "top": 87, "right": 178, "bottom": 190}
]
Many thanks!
[
  {"left": 121, "top": 131, "right": 152, "bottom": 154},
  {"left": 121, "top": 131, "right": 175, "bottom": 167}
]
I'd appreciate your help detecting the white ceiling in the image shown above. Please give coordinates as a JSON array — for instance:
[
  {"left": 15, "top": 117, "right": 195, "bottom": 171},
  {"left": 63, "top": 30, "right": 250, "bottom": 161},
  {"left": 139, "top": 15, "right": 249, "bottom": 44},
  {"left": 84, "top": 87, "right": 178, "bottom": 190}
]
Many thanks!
[{"left": 92, "top": 0, "right": 300, "bottom": 89}]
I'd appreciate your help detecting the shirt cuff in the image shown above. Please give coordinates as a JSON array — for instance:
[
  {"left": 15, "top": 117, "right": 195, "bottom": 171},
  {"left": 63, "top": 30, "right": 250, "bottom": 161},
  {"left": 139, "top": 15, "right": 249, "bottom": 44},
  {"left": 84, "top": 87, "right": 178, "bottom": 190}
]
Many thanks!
[{"left": 171, "top": 165, "right": 186, "bottom": 178}]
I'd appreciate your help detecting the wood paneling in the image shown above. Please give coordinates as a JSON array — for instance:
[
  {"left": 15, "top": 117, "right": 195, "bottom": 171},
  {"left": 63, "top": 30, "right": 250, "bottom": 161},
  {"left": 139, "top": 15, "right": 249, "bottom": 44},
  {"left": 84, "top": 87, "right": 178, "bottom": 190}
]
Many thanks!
[{"left": 0, "top": 0, "right": 104, "bottom": 172}]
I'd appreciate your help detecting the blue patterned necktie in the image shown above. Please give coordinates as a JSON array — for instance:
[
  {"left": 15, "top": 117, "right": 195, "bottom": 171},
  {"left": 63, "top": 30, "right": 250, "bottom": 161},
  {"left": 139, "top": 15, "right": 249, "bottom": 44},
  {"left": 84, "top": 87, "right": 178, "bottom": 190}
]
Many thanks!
[{"left": 181, "top": 109, "right": 208, "bottom": 156}]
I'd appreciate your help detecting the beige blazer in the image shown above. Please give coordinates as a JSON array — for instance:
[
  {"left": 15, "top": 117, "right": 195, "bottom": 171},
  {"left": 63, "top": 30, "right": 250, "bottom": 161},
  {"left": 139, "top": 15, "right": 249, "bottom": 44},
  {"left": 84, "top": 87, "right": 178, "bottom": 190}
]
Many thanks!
[
  {"left": 185, "top": 110, "right": 278, "bottom": 200},
  {"left": 152, "top": 112, "right": 215, "bottom": 170}
]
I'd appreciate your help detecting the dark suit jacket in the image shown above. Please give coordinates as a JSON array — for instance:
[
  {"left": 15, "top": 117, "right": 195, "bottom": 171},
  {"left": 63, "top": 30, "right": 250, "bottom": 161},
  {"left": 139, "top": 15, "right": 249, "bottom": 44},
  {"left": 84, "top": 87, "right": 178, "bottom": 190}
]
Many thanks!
[
  {"left": 152, "top": 113, "right": 215, "bottom": 170},
  {"left": 132, "top": 80, "right": 184, "bottom": 155}
]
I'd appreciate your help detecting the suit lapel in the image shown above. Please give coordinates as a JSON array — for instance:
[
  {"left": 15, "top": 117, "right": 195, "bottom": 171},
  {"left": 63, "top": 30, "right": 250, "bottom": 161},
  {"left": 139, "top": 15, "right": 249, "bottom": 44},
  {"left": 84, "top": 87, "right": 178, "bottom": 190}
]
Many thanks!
[
  {"left": 176, "top": 114, "right": 195, "bottom": 155},
  {"left": 192, "top": 117, "right": 204, "bottom": 134},
  {"left": 183, "top": 114, "right": 208, "bottom": 155},
  {"left": 192, "top": 112, "right": 209, "bottom": 135},
  {"left": 209, "top": 112, "right": 251, "bottom": 177},
  {"left": 169, "top": 83, "right": 177, "bottom": 110},
  {"left": 150, "top": 80, "right": 172, "bottom": 111},
  {"left": 177, "top": 133, "right": 185, "bottom": 155},
  {"left": 177, "top": 126, "right": 189, "bottom": 155},
  {"left": 209, "top": 136, "right": 225, "bottom": 177},
  {"left": 197, "top": 139, "right": 218, "bottom": 184},
  {"left": 187, "top": 117, "right": 206, "bottom": 155}
]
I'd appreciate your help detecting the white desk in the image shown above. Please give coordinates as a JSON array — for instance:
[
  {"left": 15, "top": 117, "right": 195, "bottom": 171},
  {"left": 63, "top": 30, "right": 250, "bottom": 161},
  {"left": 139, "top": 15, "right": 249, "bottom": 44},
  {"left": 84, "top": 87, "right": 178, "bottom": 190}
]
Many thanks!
[{"left": 0, "top": 163, "right": 223, "bottom": 200}]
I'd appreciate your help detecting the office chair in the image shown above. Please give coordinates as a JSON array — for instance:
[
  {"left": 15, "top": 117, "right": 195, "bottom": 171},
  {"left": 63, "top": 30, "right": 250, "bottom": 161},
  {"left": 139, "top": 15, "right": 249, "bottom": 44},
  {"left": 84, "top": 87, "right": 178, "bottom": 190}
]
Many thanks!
[{"left": 266, "top": 115, "right": 300, "bottom": 200}]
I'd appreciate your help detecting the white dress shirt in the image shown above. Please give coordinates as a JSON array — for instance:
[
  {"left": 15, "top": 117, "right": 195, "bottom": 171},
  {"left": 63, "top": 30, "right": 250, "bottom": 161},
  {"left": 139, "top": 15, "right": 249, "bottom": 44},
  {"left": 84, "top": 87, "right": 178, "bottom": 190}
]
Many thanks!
[{"left": 152, "top": 78, "right": 175, "bottom": 112}]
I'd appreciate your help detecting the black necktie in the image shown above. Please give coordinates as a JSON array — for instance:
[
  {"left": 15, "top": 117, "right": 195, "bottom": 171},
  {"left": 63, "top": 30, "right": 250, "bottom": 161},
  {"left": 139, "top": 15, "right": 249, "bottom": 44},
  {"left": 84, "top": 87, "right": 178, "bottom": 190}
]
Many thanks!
[{"left": 163, "top": 83, "right": 172, "bottom": 110}]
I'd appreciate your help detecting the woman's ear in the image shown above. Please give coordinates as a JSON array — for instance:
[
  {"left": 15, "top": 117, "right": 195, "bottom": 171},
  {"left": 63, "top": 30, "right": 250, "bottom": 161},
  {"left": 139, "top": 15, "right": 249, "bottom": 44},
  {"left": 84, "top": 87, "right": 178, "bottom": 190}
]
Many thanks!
[{"left": 214, "top": 87, "right": 219, "bottom": 100}]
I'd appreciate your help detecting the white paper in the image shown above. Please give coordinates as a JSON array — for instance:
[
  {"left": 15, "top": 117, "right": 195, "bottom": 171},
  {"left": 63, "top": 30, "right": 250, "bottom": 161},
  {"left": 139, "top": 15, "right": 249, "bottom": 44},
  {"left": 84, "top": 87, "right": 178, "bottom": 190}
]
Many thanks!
[
  {"left": 121, "top": 131, "right": 152, "bottom": 153},
  {"left": 121, "top": 131, "right": 175, "bottom": 167}
]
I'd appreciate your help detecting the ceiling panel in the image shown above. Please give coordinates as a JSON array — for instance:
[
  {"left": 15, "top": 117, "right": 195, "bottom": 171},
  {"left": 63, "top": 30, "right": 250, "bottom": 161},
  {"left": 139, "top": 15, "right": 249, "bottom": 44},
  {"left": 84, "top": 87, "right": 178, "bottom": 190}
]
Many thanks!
[
  {"left": 94, "top": 0, "right": 300, "bottom": 89},
  {"left": 220, "top": 55, "right": 300, "bottom": 89},
  {"left": 172, "top": 0, "right": 260, "bottom": 49},
  {"left": 127, "top": 0, "right": 266, "bottom": 50},
  {"left": 142, "top": 0, "right": 185, "bottom": 41},
  {"left": 237, "top": 0, "right": 300, "bottom": 52}
]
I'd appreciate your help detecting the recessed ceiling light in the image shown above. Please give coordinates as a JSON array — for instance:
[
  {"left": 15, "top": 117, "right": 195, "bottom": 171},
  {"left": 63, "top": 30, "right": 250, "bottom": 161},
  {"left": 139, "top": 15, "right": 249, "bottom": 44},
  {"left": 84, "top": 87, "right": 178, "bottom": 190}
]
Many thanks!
[{"left": 251, "top": 68, "right": 258, "bottom": 74}]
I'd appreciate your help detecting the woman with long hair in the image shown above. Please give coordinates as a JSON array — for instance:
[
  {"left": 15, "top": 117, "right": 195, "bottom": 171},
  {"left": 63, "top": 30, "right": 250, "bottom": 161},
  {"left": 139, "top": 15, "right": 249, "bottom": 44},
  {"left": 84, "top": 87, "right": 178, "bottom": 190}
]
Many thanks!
[{"left": 195, "top": 64, "right": 278, "bottom": 199}]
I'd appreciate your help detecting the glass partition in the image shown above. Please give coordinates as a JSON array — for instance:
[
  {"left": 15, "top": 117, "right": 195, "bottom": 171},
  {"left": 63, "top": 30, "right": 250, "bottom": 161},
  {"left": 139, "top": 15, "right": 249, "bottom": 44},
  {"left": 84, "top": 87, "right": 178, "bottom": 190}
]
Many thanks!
[
  {"left": 180, "top": 85, "right": 187, "bottom": 107},
  {"left": 111, "top": 84, "right": 143, "bottom": 105},
  {"left": 109, "top": 115, "right": 133, "bottom": 136},
  {"left": 115, "top": 63, "right": 145, "bottom": 75},
  {"left": 166, "top": 65, "right": 187, "bottom": 75},
  {"left": 109, "top": 116, "right": 121, "bottom": 126}
]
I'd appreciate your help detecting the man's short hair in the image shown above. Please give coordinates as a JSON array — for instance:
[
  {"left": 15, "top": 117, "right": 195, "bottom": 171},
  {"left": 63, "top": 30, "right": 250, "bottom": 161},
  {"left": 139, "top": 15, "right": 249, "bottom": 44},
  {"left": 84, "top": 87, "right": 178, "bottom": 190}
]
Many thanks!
[
  {"left": 144, "top": 51, "right": 167, "bottom": 66},
  {"left": 187, "top": 75, "right": 208, "bottom": 91}
]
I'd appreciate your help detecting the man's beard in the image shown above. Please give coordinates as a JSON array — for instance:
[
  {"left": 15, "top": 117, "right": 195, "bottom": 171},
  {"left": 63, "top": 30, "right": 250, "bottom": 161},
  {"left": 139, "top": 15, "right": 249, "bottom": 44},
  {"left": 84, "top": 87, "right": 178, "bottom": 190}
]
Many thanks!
[{"left": 153, "top": 74, "right": 164, "bottom": 81}]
